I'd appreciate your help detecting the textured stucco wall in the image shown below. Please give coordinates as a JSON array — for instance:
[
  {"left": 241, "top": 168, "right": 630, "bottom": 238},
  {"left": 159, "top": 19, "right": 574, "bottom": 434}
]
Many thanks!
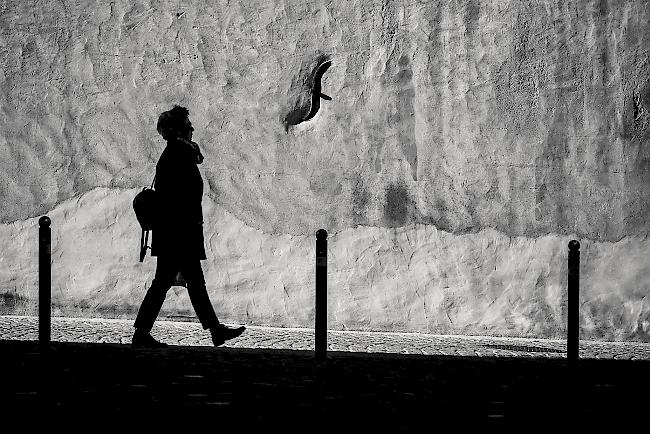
[{"left": 1, "top": 0, "right": 649, "bottom": 340}]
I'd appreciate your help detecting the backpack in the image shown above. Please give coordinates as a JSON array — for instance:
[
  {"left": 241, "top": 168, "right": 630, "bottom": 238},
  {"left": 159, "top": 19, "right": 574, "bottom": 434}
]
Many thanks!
[{"left": 133, "top": 176, "right": 157, "bottom": 262}]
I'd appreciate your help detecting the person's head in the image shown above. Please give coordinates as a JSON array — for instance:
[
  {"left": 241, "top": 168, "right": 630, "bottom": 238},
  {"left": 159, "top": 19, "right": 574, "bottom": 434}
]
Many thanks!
[{"left": 156, "top": 105, "right": 193, "bottom": 141}]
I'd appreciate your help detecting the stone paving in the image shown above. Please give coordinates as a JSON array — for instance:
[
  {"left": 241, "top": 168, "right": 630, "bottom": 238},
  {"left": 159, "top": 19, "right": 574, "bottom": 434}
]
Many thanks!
[{"left": 2, "top": 315, "right": 650, "bottom": 360}]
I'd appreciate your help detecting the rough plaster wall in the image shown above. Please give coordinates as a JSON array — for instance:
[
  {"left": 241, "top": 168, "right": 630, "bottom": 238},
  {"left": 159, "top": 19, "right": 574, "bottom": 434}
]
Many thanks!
[
  {"left": 2, "top": 189, "right": 649, "bottom": 340},
  {"left": 0, "top": 0, "right": 649, "bottom": 340}
]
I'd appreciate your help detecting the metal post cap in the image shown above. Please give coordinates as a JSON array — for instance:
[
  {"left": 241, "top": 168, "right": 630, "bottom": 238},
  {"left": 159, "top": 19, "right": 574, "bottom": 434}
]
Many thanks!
[
  {"left": 316, "top": 229, "right": 328, "bottom": 239},
  {"left": 568, "top": 240, "right": 580, "bottom": 251},
  {"left": 39, "top": 216, "right": 51, "bottom": 227}
]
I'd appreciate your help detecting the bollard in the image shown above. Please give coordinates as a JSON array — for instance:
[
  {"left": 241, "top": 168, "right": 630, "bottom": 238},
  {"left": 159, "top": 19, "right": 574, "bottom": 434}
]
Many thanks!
[
  {"left": 568, "top": 240, "right": 580, "bottom": 366},
  {"left": 39, "top": 216, "right": 51, "bottom": 352},
  {"left": 315, "top": 229, "right": 328, "bottom": 361}
]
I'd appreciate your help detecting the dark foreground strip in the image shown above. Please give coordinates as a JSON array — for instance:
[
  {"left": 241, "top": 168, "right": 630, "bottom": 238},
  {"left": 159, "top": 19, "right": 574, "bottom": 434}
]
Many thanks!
[{"left": 0, "top": 340, "right": 647, "bottom": 429}]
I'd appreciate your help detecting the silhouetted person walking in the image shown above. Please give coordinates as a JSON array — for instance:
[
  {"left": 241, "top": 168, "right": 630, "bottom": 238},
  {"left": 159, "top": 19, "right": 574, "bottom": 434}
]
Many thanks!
[{"left": 132, "top": 105, "right": 245, "bottom": 348}]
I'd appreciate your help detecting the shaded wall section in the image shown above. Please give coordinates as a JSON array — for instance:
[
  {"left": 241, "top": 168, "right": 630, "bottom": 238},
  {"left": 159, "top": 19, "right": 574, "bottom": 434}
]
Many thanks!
[{"left": 0, "top": 0, "right": 649, "bottom": 340}]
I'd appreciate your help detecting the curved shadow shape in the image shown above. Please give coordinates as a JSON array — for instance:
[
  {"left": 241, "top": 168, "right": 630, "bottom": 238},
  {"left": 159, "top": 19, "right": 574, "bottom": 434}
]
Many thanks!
[{"left": 303, "top": 59, "right": 332, "bottom": 122}]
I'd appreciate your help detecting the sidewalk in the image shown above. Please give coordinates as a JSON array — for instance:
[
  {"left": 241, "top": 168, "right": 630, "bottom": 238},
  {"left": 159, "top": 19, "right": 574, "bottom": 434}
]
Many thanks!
[
  {"left": 2, "top": 315, "right": 649, "bottom": 428},
  {"left": 1, "top": 315, "right": 650, "bottom": 359}
]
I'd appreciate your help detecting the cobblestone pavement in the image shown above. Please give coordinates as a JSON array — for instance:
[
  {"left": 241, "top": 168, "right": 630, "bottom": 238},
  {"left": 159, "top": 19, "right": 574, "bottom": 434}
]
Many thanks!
[{"left": 2, "top": 315, "right": 650, "bottom": 360}]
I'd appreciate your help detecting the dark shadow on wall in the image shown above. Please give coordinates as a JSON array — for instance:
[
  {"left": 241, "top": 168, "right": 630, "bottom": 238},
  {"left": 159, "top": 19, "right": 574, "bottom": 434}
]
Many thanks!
[
  {"left": 303, "top": 59, "right": 332, "bottom": 122},
  {"left": 384, "top": 183, "right": 409, "bottom": 227},
  {"left": 283, "top": 55, "right": 332, "bottom": 131},
  {"left": 0, "top": 291, "right": 29, "bottom": 315}
]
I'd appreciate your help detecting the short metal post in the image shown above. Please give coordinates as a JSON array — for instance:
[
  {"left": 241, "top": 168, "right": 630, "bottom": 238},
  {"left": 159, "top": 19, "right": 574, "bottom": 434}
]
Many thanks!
[
  {"left": 39, "top": 216, "right": 51, "bottom": 352},
  {"left": 568, "top": 240, "right": 580, "bottom": 366},
  {"left": 315, "top": 229, "right": 328, "bottom": 361}
]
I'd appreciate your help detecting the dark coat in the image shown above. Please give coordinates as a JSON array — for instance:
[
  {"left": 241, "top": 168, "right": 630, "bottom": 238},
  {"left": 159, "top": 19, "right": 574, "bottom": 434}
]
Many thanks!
[{"left": 150, "top": 139, "right": 206, "bottom": 260}]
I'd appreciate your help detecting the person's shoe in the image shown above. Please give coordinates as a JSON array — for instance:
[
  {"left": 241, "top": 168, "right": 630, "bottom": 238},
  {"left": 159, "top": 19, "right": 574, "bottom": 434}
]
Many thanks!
[
  {"left": 132, "top": 332, "right": 168, "bottom": 349},
  {"left": 210, "top": 324, "right": 246, "bottom": 347}
]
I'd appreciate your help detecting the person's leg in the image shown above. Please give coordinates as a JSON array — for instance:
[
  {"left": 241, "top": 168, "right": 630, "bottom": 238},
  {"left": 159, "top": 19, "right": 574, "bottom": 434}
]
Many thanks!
[
  {"left": 180, "top": 259, "right": 245, "bottom": 346},
  {"left": 134, "top": 256, "right": 177, "bottom": 334},
  {"left": 180, "top": 259, "right": 219, "bottom": 329}
]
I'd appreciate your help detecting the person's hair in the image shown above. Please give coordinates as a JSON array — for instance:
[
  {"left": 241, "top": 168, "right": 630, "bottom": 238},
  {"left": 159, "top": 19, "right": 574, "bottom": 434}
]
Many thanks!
[{"left": 156, "top": 105, "right": 190, "bottom": 140}]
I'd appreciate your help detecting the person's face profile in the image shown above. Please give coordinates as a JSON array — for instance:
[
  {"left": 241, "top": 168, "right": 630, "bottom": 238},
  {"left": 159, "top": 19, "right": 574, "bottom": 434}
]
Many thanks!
[{"left": 181, "top": 116, "right": 193, "bottom": 141}]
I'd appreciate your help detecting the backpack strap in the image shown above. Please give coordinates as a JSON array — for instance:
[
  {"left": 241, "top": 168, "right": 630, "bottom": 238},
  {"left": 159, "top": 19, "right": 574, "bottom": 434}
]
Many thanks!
[
  {"left": 138, "top": 175, "right": 156, "bottom": 262},
  {"left": 139, "top": 229, "right": 149, "bottom": 262}
]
